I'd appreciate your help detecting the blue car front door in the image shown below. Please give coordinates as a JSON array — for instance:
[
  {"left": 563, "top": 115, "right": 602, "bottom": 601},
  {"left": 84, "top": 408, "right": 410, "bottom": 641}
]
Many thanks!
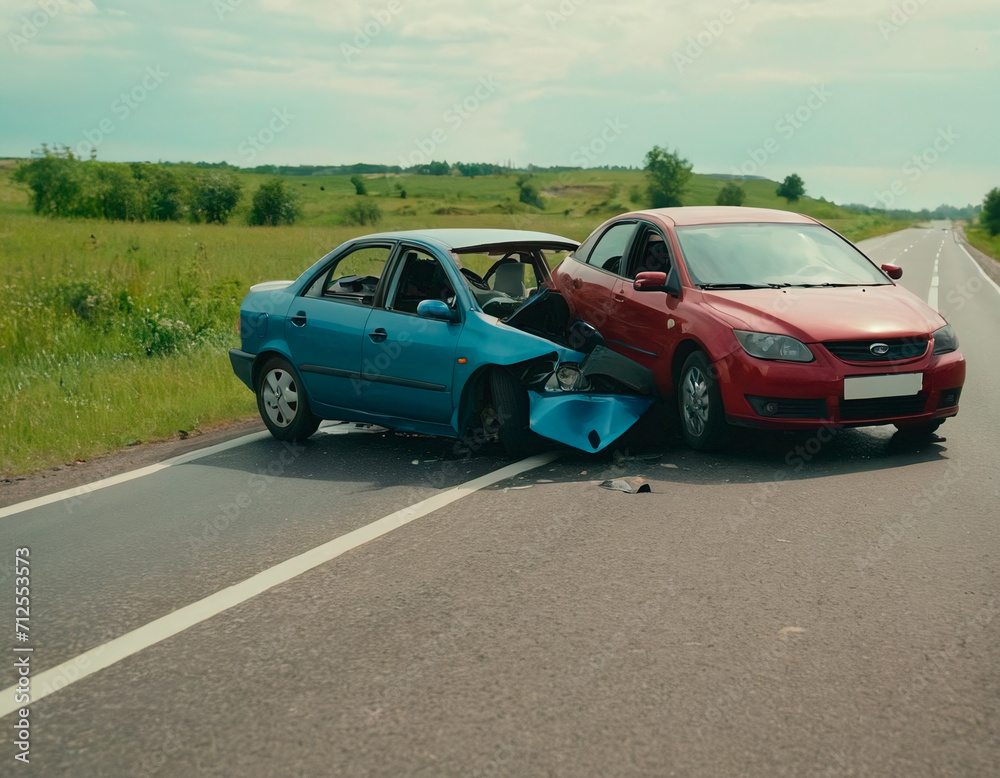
[
  {"left": 283, "top": 243, "right": 394, "bottom": 411},
  {"left": 360, "top": 248, "right": 462, "bottom": 424}
]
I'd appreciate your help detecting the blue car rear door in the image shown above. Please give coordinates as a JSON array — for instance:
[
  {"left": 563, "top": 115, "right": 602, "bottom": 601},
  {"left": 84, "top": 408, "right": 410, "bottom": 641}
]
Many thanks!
[
  {"left": 283, "top": 242, "right": 395, "bottom": 410},
  {"left": 360, "top": 246, "right": 462, "bottom": 424}
]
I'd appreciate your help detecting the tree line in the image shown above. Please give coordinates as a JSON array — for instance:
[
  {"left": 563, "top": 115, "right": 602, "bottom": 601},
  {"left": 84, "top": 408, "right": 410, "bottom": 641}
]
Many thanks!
[
  {"left": 14, "top": 145, "right": 999, "bottom": 234},
  {"left": 14, "top": 145, "right": 300, "bottom": 226}
]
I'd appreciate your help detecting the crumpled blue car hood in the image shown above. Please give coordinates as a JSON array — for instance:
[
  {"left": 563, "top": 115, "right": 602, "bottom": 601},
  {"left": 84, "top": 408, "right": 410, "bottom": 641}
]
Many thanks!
[{"left": 528, "top": 392, "right": 655, "bottom": 453}]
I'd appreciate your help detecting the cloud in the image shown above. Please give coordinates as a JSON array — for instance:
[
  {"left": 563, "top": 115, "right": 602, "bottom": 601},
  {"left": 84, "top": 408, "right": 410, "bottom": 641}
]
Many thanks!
[{"left": 399, "top": 14, "right": 497, "bottom": 41}]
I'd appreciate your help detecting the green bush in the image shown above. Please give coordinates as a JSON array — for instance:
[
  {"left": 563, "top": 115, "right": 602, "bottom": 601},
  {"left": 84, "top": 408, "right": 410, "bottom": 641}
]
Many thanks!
[
  {"left": 343, "top": 199, "right": 382, "bottom": 226},
  {"left": 189, "top": 173, "right": 242, "bottom": 224},
  {"left": 131, "top": 163, "right": 185, "bottom": 221},
  {"left": 980, "top": 187, "right": 1000, "bottom": 236},
  {"left": 350, "top": 174, "right": 368, "bottom": 196},
  {"left": 13, "top": 145, "right": 97, "bottom": 218},
  {"left": 14, "top": 150, "right": 190, "bottom": 222},
  {"left": 135, "top": 312, "right": 196, "bottom": 356},
  {"left": 777, "top": 174, "right": 806, "bottom": 203},
  {"left": 645, "top": 145, "right": 693, "bottom": 208},
  {"left": 248, "top": 179, "right": 301, "bottom": 226},
  {"left": 516, "top": 174, "right": 544, "bottom": 209},
  {"left": 716, "top": 182, "right": 746, "bottom": 206},
  {"left": 96, "top": 163, "right": 145, "bottom": 221}
]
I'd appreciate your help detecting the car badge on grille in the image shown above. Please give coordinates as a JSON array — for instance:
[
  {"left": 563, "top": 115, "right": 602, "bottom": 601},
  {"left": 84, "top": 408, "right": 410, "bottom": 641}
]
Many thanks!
[{"left": 870, "top": 343, "right": 890, "bottom": 356}]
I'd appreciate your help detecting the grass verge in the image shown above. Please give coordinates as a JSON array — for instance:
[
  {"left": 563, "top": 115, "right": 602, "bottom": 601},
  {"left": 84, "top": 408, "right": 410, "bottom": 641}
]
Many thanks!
[
  {"left": 965, "top": 226, "right": 1000, "bottom": 262},
  {"left": 3, "top": 344, "right": 255, "bottom": 475}
]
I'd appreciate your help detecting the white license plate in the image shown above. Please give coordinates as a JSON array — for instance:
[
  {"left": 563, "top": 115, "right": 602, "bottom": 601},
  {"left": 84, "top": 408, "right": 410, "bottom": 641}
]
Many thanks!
[{"left": 843, "top": 373, "right": 923, "bottom": 401}]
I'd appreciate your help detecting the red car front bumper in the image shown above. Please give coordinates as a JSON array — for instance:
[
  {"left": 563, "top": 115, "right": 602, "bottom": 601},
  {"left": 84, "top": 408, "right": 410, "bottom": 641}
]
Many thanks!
[{"left": 714, "top": 345, "right": 966, "bottom": 430}]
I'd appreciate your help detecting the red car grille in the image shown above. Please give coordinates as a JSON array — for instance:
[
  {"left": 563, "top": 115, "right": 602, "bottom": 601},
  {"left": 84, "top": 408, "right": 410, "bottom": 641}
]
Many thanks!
[{"left": 823, "top": 337, "right": 928, "bottom": 363}]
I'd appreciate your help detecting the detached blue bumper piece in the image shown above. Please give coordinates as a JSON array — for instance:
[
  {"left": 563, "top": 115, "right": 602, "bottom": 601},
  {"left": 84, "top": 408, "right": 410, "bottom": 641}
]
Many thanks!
[{"left": 527, "top": 392, "right": 655, "bottom": 453}]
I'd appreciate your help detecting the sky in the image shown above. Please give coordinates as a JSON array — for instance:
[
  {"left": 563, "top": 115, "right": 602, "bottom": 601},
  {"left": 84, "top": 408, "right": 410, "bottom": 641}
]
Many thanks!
[{"left": 1, "top": 0, "right": 998, "bottom": 210}]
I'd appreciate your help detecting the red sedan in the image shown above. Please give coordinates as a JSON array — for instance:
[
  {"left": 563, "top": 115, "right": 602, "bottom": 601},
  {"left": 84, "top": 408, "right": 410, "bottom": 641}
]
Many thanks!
[{"left": 550, "top": 207, "right": 966, "bottom": 450}]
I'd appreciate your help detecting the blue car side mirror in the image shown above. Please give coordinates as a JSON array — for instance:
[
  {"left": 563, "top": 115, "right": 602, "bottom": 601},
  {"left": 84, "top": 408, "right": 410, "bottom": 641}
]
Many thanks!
[{"left": 417, "top": 299, "right": 459, "bottom": 322}]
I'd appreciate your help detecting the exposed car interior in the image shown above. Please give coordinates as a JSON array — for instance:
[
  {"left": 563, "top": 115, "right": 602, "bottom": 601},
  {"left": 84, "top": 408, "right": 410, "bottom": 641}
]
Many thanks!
[
  {"left": 455, "top": 249, "right": 546, "bottom": 319},
  {"left": 627, "top": 231, "right": 672, "bottom": 278},
  {"left": 391, "top": 251, "right": 457, "bottom": 313}
]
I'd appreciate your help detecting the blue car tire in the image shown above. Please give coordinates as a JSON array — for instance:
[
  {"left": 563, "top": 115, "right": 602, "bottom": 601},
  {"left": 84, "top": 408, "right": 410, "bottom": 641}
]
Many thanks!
[
  {"left": 256, "top": 356, "right": 321, "bottom": 442},
  {"left": 490, "top": 368, "right": 539, "bottom": 459}
]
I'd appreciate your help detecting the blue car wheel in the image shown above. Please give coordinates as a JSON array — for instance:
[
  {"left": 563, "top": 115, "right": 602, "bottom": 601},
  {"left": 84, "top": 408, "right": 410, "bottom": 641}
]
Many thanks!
[
  {"left": 490, "top": 368, "right": 539, "bottom": 459},
  {"left": 256, "top": 357, "right": 321, "bottom": 442}
]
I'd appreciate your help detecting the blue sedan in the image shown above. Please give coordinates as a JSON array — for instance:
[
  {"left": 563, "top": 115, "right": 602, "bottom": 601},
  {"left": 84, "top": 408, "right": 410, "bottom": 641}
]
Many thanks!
[{"left": 229, "top": 229, "right": 656, "bottom": 456}]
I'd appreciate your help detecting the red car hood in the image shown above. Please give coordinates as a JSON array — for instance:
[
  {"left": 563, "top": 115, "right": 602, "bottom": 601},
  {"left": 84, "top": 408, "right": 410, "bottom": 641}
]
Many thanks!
[{"left": 703, "top": 285, "right": 946, "bottom": 342}]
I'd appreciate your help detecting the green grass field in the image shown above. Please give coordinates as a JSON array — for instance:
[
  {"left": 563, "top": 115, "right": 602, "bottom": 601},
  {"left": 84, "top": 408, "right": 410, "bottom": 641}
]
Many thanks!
[
  {"left": 965, "top": 225, "right": 1000, "bottom": 263},
  {"left": 0, "top": 161, "right": 914, "bottom": 475}
]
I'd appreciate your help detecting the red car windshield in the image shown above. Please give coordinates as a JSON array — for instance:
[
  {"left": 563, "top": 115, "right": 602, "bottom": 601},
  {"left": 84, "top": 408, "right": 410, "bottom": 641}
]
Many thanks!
[{"left": 675, "top": 223, "right": 891, "bottom": 288}]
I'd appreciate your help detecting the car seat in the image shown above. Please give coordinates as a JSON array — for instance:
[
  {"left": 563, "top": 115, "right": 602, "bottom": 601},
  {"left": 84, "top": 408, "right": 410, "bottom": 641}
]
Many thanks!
[{"left": 492, "top": 262, "right": 526, "bottom": 298}]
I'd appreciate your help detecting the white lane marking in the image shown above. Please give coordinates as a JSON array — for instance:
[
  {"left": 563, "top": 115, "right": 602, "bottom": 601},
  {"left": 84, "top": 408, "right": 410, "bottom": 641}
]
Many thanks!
[
  {"left": 0, "top": 452, "right": 559, "bottom": 718},
  {"left": 0, "top": 424, "right": 358, "bottom": 520},
  {"left": 928, "top": 257, "right": 940, "bottom": 311},
  {"left": 958, "top": 244, "right": 1000, "bottom": 297}
]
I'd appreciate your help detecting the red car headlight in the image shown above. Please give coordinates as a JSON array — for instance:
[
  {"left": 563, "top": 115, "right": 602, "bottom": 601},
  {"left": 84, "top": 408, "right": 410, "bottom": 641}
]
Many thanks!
[
  {"left": 931, "top": 324, "right": 959, "bottom": 355},
  {"left": 734, "top": 330, "right": 815, "bottom": 363}
]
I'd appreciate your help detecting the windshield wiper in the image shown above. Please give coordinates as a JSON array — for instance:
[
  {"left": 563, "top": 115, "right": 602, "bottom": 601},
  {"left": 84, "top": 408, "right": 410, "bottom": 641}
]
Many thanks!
[
  {"left": 789, "top": 282, "right": 875, "bottom": 288},
  {"left": 698, "top": 283, "right": 773, "bottom": 290}
]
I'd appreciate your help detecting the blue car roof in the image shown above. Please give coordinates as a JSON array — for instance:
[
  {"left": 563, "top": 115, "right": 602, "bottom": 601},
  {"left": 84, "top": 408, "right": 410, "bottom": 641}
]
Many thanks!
[{"left": 358, "top": 228, "right": 579, "bottom": 253}]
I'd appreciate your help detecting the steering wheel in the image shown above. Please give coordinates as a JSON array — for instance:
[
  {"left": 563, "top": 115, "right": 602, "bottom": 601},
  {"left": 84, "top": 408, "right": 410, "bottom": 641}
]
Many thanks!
[
  {"left": 460, "top": 267, "right": 490, "bottom": 290},
  {"left": 483, "top": 253, "right": 522, "bottom": 286}
]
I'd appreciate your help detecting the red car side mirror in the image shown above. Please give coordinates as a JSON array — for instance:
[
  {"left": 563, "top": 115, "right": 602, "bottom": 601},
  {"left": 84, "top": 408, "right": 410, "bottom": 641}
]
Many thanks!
[
  {"left": 881, "top": 263, "right": 903, "bottom": 280},
  {"left": 633, "top": 271, "right": 668, "bottom": 291}
]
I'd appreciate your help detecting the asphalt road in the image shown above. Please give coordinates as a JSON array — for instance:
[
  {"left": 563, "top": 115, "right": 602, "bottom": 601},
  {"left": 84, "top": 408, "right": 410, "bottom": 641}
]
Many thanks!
[{"left": 1, "top": 223, "right": 998, "bottom": 777}]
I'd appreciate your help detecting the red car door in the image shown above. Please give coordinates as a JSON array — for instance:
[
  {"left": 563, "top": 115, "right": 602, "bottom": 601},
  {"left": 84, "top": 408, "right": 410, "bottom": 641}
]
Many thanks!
[
  {"left": 610, "top": 223, "right": 687, "bottom": 391},
  {"left": 557, "top": 220, "right": 638, "bottom": 342}
]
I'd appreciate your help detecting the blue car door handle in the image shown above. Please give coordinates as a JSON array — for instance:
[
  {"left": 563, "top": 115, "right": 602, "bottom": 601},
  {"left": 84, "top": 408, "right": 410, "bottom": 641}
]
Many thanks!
[
  {"left": 290, "top": 311, "right": 307, "bottom": 327},
  {"left": 369, "top": 328, "right": 387, "bottom": 343}
]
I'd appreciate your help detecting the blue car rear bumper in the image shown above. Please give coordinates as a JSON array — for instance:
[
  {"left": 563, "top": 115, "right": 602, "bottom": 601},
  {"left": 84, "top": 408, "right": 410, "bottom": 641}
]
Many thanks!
[{"left": 229, "top": 349, "right": 255, "bottom": 391}]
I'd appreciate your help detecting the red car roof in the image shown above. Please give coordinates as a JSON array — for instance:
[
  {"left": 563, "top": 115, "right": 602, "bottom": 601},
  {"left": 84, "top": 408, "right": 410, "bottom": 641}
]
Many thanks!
[{"left": 628, "top": 206, "right": 818, "bottom": 227}]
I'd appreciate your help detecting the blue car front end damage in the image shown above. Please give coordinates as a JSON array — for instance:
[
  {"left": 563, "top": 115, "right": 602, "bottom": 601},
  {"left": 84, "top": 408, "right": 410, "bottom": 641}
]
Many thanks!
[
  {"left": 497, "top": 293, "right": 659, "bottom": 453},
  {"left": 528, "top": 392, "right": 653, "bottom": 453}
]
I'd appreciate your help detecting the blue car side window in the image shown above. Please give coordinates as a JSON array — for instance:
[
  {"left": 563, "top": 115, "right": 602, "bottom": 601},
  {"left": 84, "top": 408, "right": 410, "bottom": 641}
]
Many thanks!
[
  {"left": 305, "top": 245, "right": 392, "bottom": 304},
  {"left": 387, "top": 249, "right": 457, "bottom": 314}
]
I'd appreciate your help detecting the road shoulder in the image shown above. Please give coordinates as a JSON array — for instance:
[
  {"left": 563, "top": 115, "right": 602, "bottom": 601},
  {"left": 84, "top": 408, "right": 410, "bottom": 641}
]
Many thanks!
[{"left": 0, "top": 417, "right": 265, "bottom": 510}]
